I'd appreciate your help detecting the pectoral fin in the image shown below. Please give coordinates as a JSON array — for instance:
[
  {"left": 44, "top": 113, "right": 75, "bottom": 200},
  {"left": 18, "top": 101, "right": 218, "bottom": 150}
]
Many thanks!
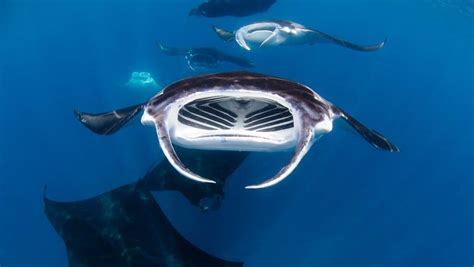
[
  {"left": 336, "top": 107, "right": 399, "bottom": 152},
  {"left": 305, "top": 28, "right": 386, "bottom": 52},
  {"left": 157, "top": 43, "right": 188, "bottom": 56},
  {"left": 74, "top": 103, "right": 144, "bottom": 135},
  {"left": 212, "top": 26, "right": 235, "bottom": 42}
]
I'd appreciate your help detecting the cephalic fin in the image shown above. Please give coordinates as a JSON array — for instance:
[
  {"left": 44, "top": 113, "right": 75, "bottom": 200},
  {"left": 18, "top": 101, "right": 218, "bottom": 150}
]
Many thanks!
[
  {"left": 259, "top": 29, "right": 280, "bottom": 48},
  {"left": 155, "top": 122, "right": 217, "bottom": 184},
  {"left": 245, "top": 128, "right": 315, "bottom": 189},
  {"left": 236, "top": 31, "right": 251, "bottom": 51}
]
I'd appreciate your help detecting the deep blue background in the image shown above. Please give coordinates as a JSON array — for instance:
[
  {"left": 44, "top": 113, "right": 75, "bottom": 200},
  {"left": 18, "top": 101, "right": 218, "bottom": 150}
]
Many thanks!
[{"left": 0, "top": 0, "right": 473, "bottom": 266}]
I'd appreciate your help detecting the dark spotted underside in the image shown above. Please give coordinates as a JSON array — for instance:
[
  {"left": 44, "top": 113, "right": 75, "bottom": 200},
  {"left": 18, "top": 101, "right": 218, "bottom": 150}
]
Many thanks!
[{"left": 177, "top": 96, "right": 294, "bottom": 132}]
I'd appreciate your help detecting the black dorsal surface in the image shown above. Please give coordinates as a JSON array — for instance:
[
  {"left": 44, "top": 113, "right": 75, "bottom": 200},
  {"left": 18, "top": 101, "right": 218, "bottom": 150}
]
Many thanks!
[{"left": 44, "top": 184, "right": 244, "bottom": 267}]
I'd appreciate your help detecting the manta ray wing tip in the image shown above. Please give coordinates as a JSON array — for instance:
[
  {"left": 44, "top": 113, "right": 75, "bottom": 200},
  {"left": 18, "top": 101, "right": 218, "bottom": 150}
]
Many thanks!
[
  {"left": 244, "top": 184, "right": 262, "bottom": 190},
  {"left": 244, "top": 178, "right": 281, "bottom": 190},
  {"left": 73, "top": 110, "right": 85, "bottom": 122},
  {"left": 185, "top": 172, "right": 217, "bottom": 184}
]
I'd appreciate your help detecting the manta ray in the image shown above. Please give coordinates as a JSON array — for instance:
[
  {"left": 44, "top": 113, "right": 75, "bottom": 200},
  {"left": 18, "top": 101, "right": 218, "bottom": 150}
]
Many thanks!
[
  {"left": 189, "top": 0, "right": 276, "bottom": 18},
  {"left": 44, "top": 147, "right": 248, "bottom": 266},
  {"left": 213, "top": 20, "right": 386, "bottom": 51},
  {"left": 158, "top": 44, "right": 254, "bottom": 71},
  {"left": 75, "top": 72, "right": 398, "bottom": 189},
  {"left": 44, "top": 186, "right": 244, "bottom": 267}
]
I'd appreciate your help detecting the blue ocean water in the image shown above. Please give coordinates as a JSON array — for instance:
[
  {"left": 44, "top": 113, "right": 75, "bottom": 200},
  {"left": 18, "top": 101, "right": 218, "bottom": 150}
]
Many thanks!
[{"left": 0, "top": 0, "right": 473, "bottom": 266}]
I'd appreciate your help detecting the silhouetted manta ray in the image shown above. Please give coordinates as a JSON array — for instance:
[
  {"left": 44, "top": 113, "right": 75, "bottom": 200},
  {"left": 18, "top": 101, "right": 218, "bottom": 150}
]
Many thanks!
[
  {"left": 44, "top": 147, "right": 248, "bottom": 266},
  {"left": 158, "top": 44, "right": 254, "bottom": 71},
  {"left": 189, "top": 0, "right": 276, "bottom": 18},
  {"left": 44, "top": 184, "right": 244, "bottom": 267}
]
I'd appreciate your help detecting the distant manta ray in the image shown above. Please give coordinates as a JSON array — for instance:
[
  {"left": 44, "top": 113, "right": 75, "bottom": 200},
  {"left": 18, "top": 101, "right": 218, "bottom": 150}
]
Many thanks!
[
  {"left": 189, "top": 0, "right": 276, "bottom": 18},
  {"left": 213, "top": 20, "right": 386, "bottom": 51},
  {"left": 75, "top": 72, "right": 399, "bottom": 190},
  {"left": 158, "top": 43, "right": 254, "bottom": 71}
]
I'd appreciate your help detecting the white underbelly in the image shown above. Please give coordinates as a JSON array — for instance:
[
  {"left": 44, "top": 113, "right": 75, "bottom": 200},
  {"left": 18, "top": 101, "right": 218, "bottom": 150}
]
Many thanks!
[
  {"left": 156, "top": 92, "right": 300, "bottom": 152},
  {"left": 171, "top": 127, "right": 297, "bottom": 152},
  {"left": 245, "top": 30, "right": 274, "bottom": 43}
]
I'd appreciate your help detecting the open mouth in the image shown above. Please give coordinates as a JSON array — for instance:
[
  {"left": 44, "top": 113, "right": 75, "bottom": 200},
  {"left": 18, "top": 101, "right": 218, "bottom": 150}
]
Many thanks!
[
  {"left": 192, "top": 133, "right": 277, "bottom": 142},
  {"left": 247, "top": 25, "right": 277, "bottom": 34},
  {"left": 177, "top": 96, "right": 294, "bottom": 133}
]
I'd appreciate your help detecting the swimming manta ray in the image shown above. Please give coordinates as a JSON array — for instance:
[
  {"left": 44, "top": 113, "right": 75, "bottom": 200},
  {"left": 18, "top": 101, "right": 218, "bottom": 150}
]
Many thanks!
[
  {"left": 213, "top": 20, "right": 386, "bottom": 51},
  {"left": 189, "top": 0, "right": 276, "bottom": 18},
  {"left": 158, "top": 44, "right": 254, "bottom": 71},
  {"left": 75, "top": 71, "right": 398, "bottom": 189},
  {"left": 44, "top": 184, "right": 244, "bottom": 267},
  {"left": 44, "top": 147, "right": 247, "bottom": 266}
]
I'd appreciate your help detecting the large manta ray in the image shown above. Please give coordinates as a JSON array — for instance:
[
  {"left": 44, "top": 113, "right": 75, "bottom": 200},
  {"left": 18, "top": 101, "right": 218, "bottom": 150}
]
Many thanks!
[
  {"left": 189, "top": 0, "right": 276, "bottom": 18},
  {"left": 213, "top": 20, "right": 386, "bottom": 52},
  {"left": 44, "top": 148, "right": 248, "bottom": 266},
  {"left": 75, "top": 72, "right": 399, "bottom": 190},
  {"left": 158, "top": 44, "right": 254, "bottom": 71}
]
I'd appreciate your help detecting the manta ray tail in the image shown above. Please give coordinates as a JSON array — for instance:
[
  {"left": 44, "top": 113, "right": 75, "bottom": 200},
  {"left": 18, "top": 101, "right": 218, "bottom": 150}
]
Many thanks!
[
  {"left": 212, "top": 26, "right": 235, "bottom": 42},
  {"left": 74, "top": 103, "right": 144, "bottom": 135},
  {"left": 336, "top": 107, "right": 400, "bottom": 152},
  {"left": 308, "top": 28, "right": 386, "bottom": 52}
]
